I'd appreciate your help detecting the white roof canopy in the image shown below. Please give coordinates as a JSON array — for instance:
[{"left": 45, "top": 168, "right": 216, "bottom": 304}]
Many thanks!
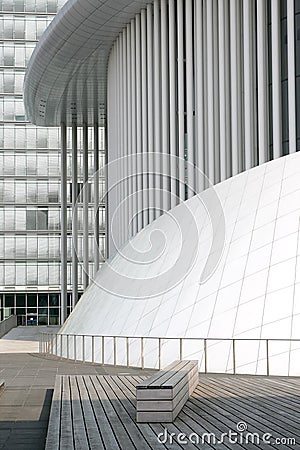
[{"left": 24, "top": 0, "right": 149, "bottom": 126}]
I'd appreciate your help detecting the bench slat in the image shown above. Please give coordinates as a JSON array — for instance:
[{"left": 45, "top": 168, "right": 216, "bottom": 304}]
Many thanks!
[{"left": 137, "top": 360, "right": 182, "bottom": 388}]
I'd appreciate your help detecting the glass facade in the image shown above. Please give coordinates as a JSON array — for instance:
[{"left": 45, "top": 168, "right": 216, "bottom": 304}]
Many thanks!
[{"left": 0, "top": 0, "right": 106, "bottom": 325}]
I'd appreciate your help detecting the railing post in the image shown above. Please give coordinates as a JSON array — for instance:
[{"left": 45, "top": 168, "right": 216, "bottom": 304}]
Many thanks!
[
  {"left": 179, "top": 338, "right": 183, "bottom": 361},
  {"left": 204, "top": 339, "right": 208, "bottom": 374},
  {"left": 233, "top": 339, "right": 236, "bottom": 375},
  {"left": 126, "top": 337, "right": 129, "bottom": 367},
  {"left": 113, "top": 336, "right": 117, "bottom": 366},
  {"left": 158, "top": 338, "right": 162, "bottom": 370},
  {"left": 102, "top": 336, "right": 104, "bottom": 365},
  {"left": 60, "top": 334, "right": 63, "bottom": 359},
  {"left": 55, "top": 333, "right": 58, "bottom": 356},
  {"left": 82, "top": 335, "right": 85, "bottom": 363},
  {"left": 92, "top": 336, "right": 95, "bottom": 364},
  {"left": 74, "top": 335, "right": 77, "bottom": 362},
  {"left": 67, "top": 334, "right": 69, "bottom": 359},
  {"left": 141, "top": 337, "right": 144, "bottom": 369},
  {"left": 266, "top": 339, "right": 270, "bottom": 376}
]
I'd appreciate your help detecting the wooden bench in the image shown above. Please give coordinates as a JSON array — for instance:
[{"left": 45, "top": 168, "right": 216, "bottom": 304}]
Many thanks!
[
  {"left": 0, "top": 379, "right": 4, "bottom": 389},
  {"left": 136, "top": 360, "right": 198, "bottom": 423}
]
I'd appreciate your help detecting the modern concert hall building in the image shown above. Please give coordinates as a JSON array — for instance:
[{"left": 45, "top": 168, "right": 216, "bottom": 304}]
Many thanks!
[{"left": 24, "top": 0, "right": 300, "bottom": 375}]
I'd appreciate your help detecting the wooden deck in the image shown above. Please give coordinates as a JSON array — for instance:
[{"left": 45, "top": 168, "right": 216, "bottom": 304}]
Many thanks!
[{"left": 46, "top": 374, "right": 300, "bottom": 449}]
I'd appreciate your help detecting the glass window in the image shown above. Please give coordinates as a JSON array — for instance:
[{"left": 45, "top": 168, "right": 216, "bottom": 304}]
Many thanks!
[
  {"left": 16, "top": 294, "right": 25, "bottom": 307},
  {"left": 38, "top": 293, "right": 48, "bottom": 307},
  {"left": 27, "top": 293, "right": 36, "bottom": 307},
  {"left": 49, "top": 293, "right": 59, "bottom": 307},
  {"left": 5, "top": 294, "right": 14, "bottom": 308}
]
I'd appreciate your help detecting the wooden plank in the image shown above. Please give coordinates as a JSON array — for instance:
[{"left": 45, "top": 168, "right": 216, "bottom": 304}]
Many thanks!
[
  {"left": 45, "top": 375, "right": 62, "bottom": 450},
  {"left": 140, "top": 360, "right": 197, "bottom": 389},
  {"left": 107, "top": 376, "right": 171, "bottom": 450},
  {"left": 137, "top": 360, "right": 184, "bottom": 388},
  {"left": 192, "top": 381, "right": 297, "bottom": 448},
  {"left": 83, "top": 375, "right": 119, "bottom": 450},
  {"left": 69, "top": 376, "right": 89, "bottom": 450},
  {"left": 100, "top": 375, "right": 152, "bottom": 450},
  {"left": 76, "top": 376, "right": 103, "bottom": 450},
  {"left": 60, "top": 376, "right": 74, "bottom": 450},
  {"left": 137, "top": 399, "right": 173, "bottom": 412},
  {"left": 91, "top": 375, "right": 138, "bottom": 450},
  {"left": 209, "top": 376, "right": 300, "bottom": 436},
  {"left": 116, "top": 376, "right": 188, "bottom": 450},
  {"left": 225, "top": 376, "right": 300, "bottom": 415},
  {"left": 162, "top": 361, "right": 198, "bottom": 389}
]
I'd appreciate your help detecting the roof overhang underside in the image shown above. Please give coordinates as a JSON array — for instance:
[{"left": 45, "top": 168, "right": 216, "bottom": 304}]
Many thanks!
[{"left": 24, "top": 0, "right": 149, "bottom": 127}]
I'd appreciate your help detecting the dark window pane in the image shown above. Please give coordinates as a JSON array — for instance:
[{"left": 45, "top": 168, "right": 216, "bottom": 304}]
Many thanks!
[
  {"left": 38, "top": 294, "right": 48, "bottom": 307},
  {"left": 49, "top": 308, "right": 59, "bottom": 317},
  {"left": 49, "top": 294, "right": 59, "bottom": 306},
  {"left": 5, "top": 294, "right": 14, "bottom": 307},
  {"left": 27, "top": 294, "right": 36, "bottom": 307},
  {"left": 16, "top": 294, "right": 25, "bottom": 307}
]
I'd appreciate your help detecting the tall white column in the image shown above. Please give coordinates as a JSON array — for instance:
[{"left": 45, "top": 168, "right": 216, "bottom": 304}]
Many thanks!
[
  {"left": 287, "top": 0, "right": 296, "bottom": 153},
  {"left": 169, "top": 0, "right": 177, "bottom": 206},
  {"left": 136, "top": 15, "right": 143, "bottom": 231},
  {"left": 257, "top": 0, "right": 269, "bottom": 164},
  {"left": 243, "top": 0, "right": 254, "bottom": 170},
  {"left": 93, "top": 124, "right": 99, "bottom": 274},
  {"left": 271, "top": 0, "right": 282, "bottom": 159},
  {"left": 161, "top": 0, "right": 170, "bottom": 211},
  {"left": 213, "top": 0, "right": 220, "bottom": 183},
  {"left": 230, "top": 0, "right": 239, "bottom": 175},
  {"left": 127, "top": 24, "right": 132, "bottom": 239},
  {"left": 122, "top": 30, "right": 128, "bottom": 241},
  {"left": 147, "top": 5, "right": 155, "bottom": 223},
  {"left": 141, "top": 9, "right": 149, "bottom": 225},
  {"left": 82, "top": 123, "right": 89, "bottom": 290},
  {"left": 195, "top": 0, "right": 205, "bottom": 192},
  {"left": 177, "top": 0, "right": 185, "bottom": 201},
  {"left": 154, "top": 0, "right": 161, "bottom": 216},
  {"left": 60, "top": 123, "right": 67, "bottom": 324},
  {"left": 131, "top": 19, "right": 137, "bottom": 234},
  {"left": 206, "top": 0, "right": 215, "bottom": 185},
  {"left": 71, "top": 123, "right": 78, "bottom": 306},
  {"left": 185, "top": 0, "right": 194, "bottom": 197},
  {"left": 218, "top": 0, "right": 227, "bottom": 181}
]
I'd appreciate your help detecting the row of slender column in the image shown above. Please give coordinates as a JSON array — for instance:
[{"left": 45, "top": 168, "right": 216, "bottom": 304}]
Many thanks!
[
  {"left": 107, "top": 0, "right": 298, "bottom": 254},
  {"left": 60, "top": 123, "right": 100, "bottom": 324}
]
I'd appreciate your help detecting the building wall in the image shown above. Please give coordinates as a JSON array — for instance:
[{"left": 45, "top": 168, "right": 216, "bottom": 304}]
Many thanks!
[
  {"left": 0, "top": 0, "right": 106, "bottom": 325},
  {"left": 107, "top": 0, "right": 299, "bottom": 255}
]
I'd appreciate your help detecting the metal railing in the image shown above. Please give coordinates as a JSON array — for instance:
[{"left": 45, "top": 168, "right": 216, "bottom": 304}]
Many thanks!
[
  {"left": 0, "top": 315, "right": 17, "bottom": 338},
  {"left": 39, "top": 332, "right": 300, "bottom": 376}
]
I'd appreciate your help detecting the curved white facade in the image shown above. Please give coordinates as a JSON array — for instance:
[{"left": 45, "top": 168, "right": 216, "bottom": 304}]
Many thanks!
[
  {"left": 23, "top": 1, "right": 300, "bottom": 375},
  {"left": 107, "top": 0, "right": 298, "bottom": 252},
  {"left": 61, "top": 153, "right": 300, "bottom": 376}
]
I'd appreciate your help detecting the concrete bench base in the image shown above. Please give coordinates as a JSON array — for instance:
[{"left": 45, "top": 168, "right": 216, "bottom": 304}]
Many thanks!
[{"left": 136, "top": 360, "right": 198, "bottom": 422}]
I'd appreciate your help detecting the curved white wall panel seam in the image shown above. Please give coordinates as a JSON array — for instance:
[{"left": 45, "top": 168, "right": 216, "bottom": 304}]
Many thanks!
[{"left": 60, "top": 153, "right": 300, "bottom": 376}]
